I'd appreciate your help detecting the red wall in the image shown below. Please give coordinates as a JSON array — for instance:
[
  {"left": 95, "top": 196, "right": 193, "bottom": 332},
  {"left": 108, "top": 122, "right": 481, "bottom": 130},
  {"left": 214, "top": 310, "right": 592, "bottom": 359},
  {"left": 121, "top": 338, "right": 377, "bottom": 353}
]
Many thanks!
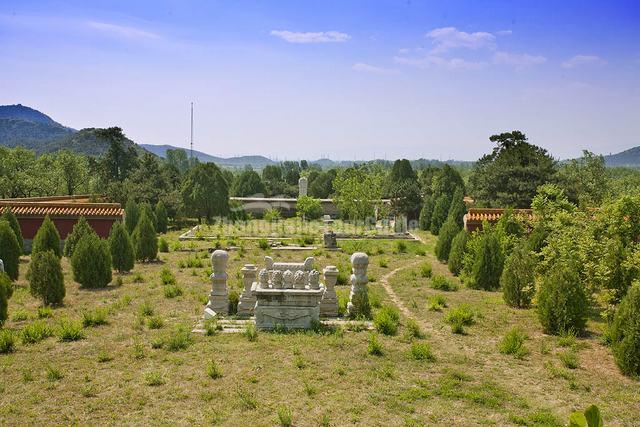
[{"left": 18, "top": 217, "right": 118, "bottom": 240}]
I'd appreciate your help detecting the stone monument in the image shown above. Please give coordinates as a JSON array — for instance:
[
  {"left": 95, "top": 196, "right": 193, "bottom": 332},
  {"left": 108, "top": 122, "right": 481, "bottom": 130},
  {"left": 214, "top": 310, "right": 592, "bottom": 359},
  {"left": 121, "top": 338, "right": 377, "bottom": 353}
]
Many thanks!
[
  {"left": 347, "top": 252, "right": 370, "bottom": 318},
  {"left": 298, "top": 176, "right": 308, "bottom": 197},
  {"left": 320, "top": 266, "right": 339, "bottom": 317},
  {"left": 323, "top": 231, "right": 337, "bottom": 249},
  {"left": 204, "top": 250, "right": 229, "bottom": 319},
  {"left": 0, "top": 259, "right": 4, "bottom": 273},
  {"left": 237, "top": 264, "right": 258, "bottom": 317}
]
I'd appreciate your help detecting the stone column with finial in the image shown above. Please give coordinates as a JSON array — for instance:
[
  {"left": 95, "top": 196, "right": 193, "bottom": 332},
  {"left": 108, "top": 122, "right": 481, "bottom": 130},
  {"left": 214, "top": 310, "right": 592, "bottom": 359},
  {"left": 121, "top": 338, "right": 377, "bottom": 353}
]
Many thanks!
[
  {"left": 347, "top": 253, "right": 370, "bottom": 318},
  {"left": 204, "top": 250, "right": 229, "bottom": 319},
  {"left": 320, "top": 266, "right": 338, "bottom": 317},
  {"left": 237, "top": 264, "right": 258, "bottom": 317}
]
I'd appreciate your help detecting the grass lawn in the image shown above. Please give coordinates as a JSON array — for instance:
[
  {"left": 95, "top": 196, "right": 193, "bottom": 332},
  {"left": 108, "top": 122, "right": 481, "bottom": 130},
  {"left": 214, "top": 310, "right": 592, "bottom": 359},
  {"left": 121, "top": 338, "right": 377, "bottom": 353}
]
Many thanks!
[{"left": 0, "top": 224, "right": 637, "bottom": 425}]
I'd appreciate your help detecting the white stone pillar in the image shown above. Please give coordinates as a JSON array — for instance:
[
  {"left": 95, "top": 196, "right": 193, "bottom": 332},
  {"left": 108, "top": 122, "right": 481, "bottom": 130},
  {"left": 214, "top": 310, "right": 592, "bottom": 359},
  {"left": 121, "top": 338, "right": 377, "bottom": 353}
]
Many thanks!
[
  {"left": 204, "top": 250, "right": 229, "bottom": 319},
  {"left": 347, "top": 253, "right": 370, "bottom": 318},
  {"left": 298, "top": 177, "right": 308, "bottom": 197},
  {"left": 237, "top": 264, "right": 258, "bottom": 317},
  {"left": 320, "top": 266, "right": 339, "bottom": 318}
]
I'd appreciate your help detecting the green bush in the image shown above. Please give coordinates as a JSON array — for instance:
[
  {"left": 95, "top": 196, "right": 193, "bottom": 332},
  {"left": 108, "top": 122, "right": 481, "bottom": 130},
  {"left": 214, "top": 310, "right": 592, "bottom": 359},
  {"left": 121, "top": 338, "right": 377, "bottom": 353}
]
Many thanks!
[
  {"left": 71, "top": 234, "right": 112, "bottom": 288},
  {"left": 537, "top": 263, "right": 588, "bottom": 335},
  {"left": 430, "top": 275, "right": 458, "bottom": 291},
  {"left": 0, "top": 220, "right": 21, "bottom": 280},
  {"left": 264, "top": 208, "right": 281, "bottom": 222},
  {"left": 296, "top": 196, "right": 323, "bottom": 220},
  {"left": 394, "top": 240, "right": 407, "bottom": 254},
  {"left": 448, "top": 230, "right": 468, "bottom": 276},
  {"left": 559, "top": 350, "right": 580, "bottom": 369},
  {"left": 159, "top": 267, "right": 176, "bottom": 286},
  {"left": 419, "top": 197, "right": 435, "bottom": 231},
  {"left": 132, "top": 211, "right": 158, "bottom": 262},
  {"left": 0, "top": 329, "right": 17, "bottom": 354},
  {"left": 501, "top": 240, "right": 536, "bottom": 308},
  {"left": 445, "top": 304, "right": 475, "bottom": 334},
  {"left": 108, "top": 222, "right": 135, "bottom": 273},
  {"left": 498, "top": 327, "right": 528, "bottom": 358},
  {"left": 468, "top": 230, "right": 503, "bottom": 290},
  {"left": 37, "top": 306, "right": 53, "bottom": 319},
  {"left": 367, "top": 333, "right": 384, "bottom": 356},
  {"left": 408, "top": 342, "right": 436, "bottom": 361},
  {"left": 2, "top": 207, "right": 23, "bottom": 254},
  {"left": 258, "top": 238, "right": 269, "bottom": 250},
  {"left": 420, "top": 263, "right": 432, "bottom": 278},
  {"left": 147, "top": 315, "right": 164, "bottom": 329},
  {"left": 140, "top": 203, "right": 158, "bottom": 231},
  {"left": 158, "top": 238, "right": 169, "bottom": 253},
  {"left": 430, "top": 194, "right": 451, "bottom": 235},
  {"left": 82, "top": 307, "right": 109, "bottom": 327},
  {"left": 610, "top": 282, "right": 640, "bottom": 376},
  {"left": 435, "top": 217, "right": 461, "bottom": 262},
  {"left": 63, "top": 217, "right": 95, "bottom": 258},
  {"left": 428, "top": 294, "right": 447, "bottom": 311},
  {"left": 0, "top": 272, "right": 11, "bottom": 326},
  {"left": 163, "top": 285, "right": 183, "bottom": 298},
  {"left": 28, "top": 250, "right": 65, "bottom": 306},
  {"left": 244, "top": 323, "right": 258, "bottom": 341},
  {"left": 57, "top": 318, "right": 85, "bottom": 342},
  {"left": 207, "top": 359, "right": 223, "bottom": 379},
  {"left": 163, "top": 326, "right": 192, "bottom": 351},
  {"left": 447, "top": 188, "right": 466, "bottom": 228},
  {"left": 155, "top": 201, "right": 168, "bottom": 233},
  {"left": 374, "top": 306, "right": 400, "bottom": 336},
  {"left": 124, "top": 199, "right": 140, "bottom": 234},
  {"left": 32, "top": 216, "right": 61, "bottom": 258},
  {"left": 405, "top": 319, "right": 424, "bottom": 339},
  {"left": 21, "top": 320, "right": 54, "bottom": 344}
]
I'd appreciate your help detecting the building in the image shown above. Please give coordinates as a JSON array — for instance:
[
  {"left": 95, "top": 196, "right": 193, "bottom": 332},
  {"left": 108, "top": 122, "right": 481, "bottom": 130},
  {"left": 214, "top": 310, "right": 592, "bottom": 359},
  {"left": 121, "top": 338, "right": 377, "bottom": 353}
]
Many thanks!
[
  {"left": 0, "top": 195, "right": 124, "bottom": 252},
  {"left": 463, "top": 208, "right": 533, "bottom": 232}
]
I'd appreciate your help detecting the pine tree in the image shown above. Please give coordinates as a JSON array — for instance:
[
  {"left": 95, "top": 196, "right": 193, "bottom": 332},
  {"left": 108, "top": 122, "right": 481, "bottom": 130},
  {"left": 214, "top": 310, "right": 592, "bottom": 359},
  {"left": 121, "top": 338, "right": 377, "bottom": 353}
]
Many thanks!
[
  {"left": 610, "top": 282, "right": 640, "bottom": 376},
  {"left": 537, "top": 262, "right": 588, "bottom": 335},
  {"left": 500, "top": 240, "right": 536, "bottom": 308},
  {"left": 0, "top": 220, "right": 20, "bottom": 281},
  {"left": 435, "top": 217, "right": 461, "bottom": 262},
  {"left": 71, "top": 234, "right": 113, "bottom": 288},
  {"left": 447, "top": 188, "right": 466, "bottom": 228},
  {"left": 469, "top": 230, "right": 504, "bottom": 290},
  {"left": 132, "top": 212, "right": 158, "bottom": 262},
  {"left": 430, "top": 194, "right": 451, "bottom": 235},
  {"left": 63, "top": 217, "right": 96, "bottom": 258},
  {"left": 2, "top": 207, "right": 23, "bottom": 254},
  {"left": 155, "top": 201, "right": 168, "bottom": 233},
  {"left": 448, "top": 230, "right": 469, "bottom": 276},
  {"left": 108, "top": 222, "right": 135, "bottom": 273},
  {"left": 124, "top": 199, "right": 140, "bottom": 234},
  {"left": 31, "top": 216, "right": 61, "bottom": 258},
  {"left": 419, "top": 197, "right": 435, "bottom": 231},
  {"left": 28, "top": 250, "right": 65, "bottom": 306}
]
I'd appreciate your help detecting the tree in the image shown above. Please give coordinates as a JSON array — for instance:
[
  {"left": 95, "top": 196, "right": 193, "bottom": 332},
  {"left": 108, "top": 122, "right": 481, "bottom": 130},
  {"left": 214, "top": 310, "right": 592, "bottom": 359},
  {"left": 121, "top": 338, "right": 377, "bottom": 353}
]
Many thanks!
[
  {"left": 71, "top": 234, "right": 112, "bottom": 288},
  {"left": 63, "top": 217, "right": 96, "bottom": 258},
  {"left": 56, "top": 150, "right": 87, "bottom": 195},
  {"left": 28, "top": 250, "right": 65, "bottom": 306},
  {"left": 430, "top": 194, "right": 450, "bottom": 235},
  {"left": 0, "top": 221, "right": 20, "bottom": 281},
  {"left": 132, "top": 212, "right": 158, "bottom": 262},
  {"left": 124, "top": 199, "right": 140, "bottom": 234},
  {"left": 0, "top": 271, "right": 12, "bottom": 326},
  {"left": 231, "top": 167, "right": 266, "bottom": 196},
  {"left": 468, "top": 229, "right": 504, "bottom": 290},
  {"left": 281, "top": 161, "right": 301, "bottom": 186},
  {"left": 166, "top": 148, "right": 190, "bottom": 173},
  {"left": 447, "top": 187, "right": 466, "bottom": 228},
  {"left": 139, "top": 202, "right": 157, "bottom": 230},
  {"left": 537, "top": 262, "right": 588, "bottom": 335},
  {"left": 108, "top": 222, "right": 135, "bottom": 273},
  {"left": 448, "top": 230, "right": 468, "bottom": 276},
  {"left": 469, "top": 131, "right": 556, "bottom": 208},
  {"left": 2, "top": 207, "right": 23, "bottom": 254},
  {"left": 610, "top": 282, "right": 640, "bottom": 376},
  {"left": 556, "top": 150, "right": 607, "bottom": 207},
  {"left": 97, "top": 127, "right": 138, "bottom": 183},
  {"left": 182, "top": 163, "right": 229, "bottom": 222},
  {"left": 122, "top": 152, "right": 169, "bottom": 207},
  {"left": 296, "top": 196, "right": 323, "bottom": 220},
  {"left": 419, "top": 196, "right": 435, "bottom": 231},
  {"left": 309, "top": 169, "right": 337, "bottom": 199},
  {"left": 500, "top": 240, "right": 536, "bottom": 308},
  {"left": 431, "top": 164, "right": 464, "bottom": 198},
  {"left": 332, "top": 167, "right": 385, "bottom": 222},
  {"left": 155, "top": 201, "right": 168, "bottom": 233},
  {"left": 435, "top": 217, "right": 461, "bottom": 262},
  {"left": 31, "top": 216, "right": 61, "bottom": 258}
]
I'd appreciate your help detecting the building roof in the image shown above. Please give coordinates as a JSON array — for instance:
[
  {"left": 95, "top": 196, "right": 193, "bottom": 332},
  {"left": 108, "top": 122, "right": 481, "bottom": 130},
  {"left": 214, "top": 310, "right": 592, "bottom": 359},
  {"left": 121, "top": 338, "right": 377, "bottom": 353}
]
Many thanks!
[
  {"left": 464, "top": 208, "right": 534, "bottom": 224},
  {"left": 0, "top": 199, "right": 123, "bottom": 218}
]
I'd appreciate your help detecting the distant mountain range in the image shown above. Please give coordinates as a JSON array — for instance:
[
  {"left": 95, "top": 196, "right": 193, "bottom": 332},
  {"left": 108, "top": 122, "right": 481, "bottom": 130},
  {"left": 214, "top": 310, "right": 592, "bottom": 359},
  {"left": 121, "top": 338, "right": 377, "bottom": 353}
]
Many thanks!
[{"left": 1, "top": 104, "right": 639, "bottom": 169}]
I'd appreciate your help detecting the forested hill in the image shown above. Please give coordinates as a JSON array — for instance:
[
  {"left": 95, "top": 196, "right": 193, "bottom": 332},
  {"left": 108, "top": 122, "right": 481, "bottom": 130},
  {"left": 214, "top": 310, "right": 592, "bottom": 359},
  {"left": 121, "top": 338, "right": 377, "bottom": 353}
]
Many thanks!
[
  {"left": 604, "top": 146, "right": 640, "bottom": 167},
  {"left": 141, "top": 144, "right": 276, "bottom": 169}
]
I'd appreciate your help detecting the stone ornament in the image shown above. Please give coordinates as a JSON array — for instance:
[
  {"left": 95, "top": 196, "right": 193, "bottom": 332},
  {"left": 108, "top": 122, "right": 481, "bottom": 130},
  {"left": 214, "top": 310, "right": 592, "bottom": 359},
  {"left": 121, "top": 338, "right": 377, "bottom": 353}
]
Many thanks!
[
  {"left": 283, "top": 270, "right": 294, "bottom": 289},
  {"left": 204, "top": 250, "right": 229, "bottom": 318},
  {"left": 320, "top": 265, "right": 339, "bottom": 317},
  {"left": 237, "top": 264, "right": 258, "bottom": 317},
  {"left": 347, "top": 252, "right": 370, "bottom": 318},
  {"left": 272, "top": 270, "right": 284, "bottom": 289},
  {"left": 294, "top": 270, "right": 307, "bottom": 290},
  {"left": 308, "top": 269, "right": 320, "bottom": 290},
  {"left": 258, "top": 268, "right": 270, "bottom": 289}
]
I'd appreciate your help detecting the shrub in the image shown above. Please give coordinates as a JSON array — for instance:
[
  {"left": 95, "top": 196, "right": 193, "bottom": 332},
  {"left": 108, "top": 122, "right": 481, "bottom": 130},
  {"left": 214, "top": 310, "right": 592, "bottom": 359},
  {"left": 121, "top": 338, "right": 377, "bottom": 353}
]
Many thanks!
[
  {"left": 296, "top": 196, "right": 323, "bottom": 220},
  {"left": 204, "top": 318, "right": 222, "bottom": 336},
  {"left": 264, "top": 208, "right": 281, "bottom": 222},
  {"left": 498, "top": 327, "right": 528, "bottom": 358},
  {"left": 394, "top": 240, "right": 407, "bottom": 254},
  {"left": 139, "top": 301, "right": 154, "bottom": 317},
  {"left": 428, "top": 295, "right": 447, "bottom": 311},
  {"left": 147, "top": 315, "right": 164, "bottom": 329},
  {"left": 537, "top": 263, "right": 588, "bottom": 335},
  {"left": 447, "top": 188, "right": 466, "bottom": 227},
  {"left": 468, "top": 230, "right": 504, "bottom": 290},
  {"left": 28, "top": 250, "right": 65, "bottom": 306},
  {"left": 448, "top": 230, "right": 468, "bottom": 276},
  {"left": 0, "top": 272, "right": 12, "bottom": 326},
  {"left": 374, "top": 306, "right": 400, "bottom": 336},
  {"left": 277, "top": 406, "right": 293, "bottom": 427},
  {"left": 163, "top": 285, "right": 183, "bottom": 298},
  {"left": 408, "top": 342, "right": 436, "bottom": 361},
  {"left": 158, "top": 238, "right": 169, "bottom": 253},
  {"left": 108, "top": 222, "right": 135, "bottom": 273},
  {"left": 0, "top": 329, "right": 16, "bottom": 354},
  {"left": 258, "top": 238, "right": 269, "bottom": 250},
  {"left": 405, "top": 319, "right": 424, "bottom": 339},
  {"left": 228, "top": 290, "right": 240, "bottom": 314},
  {"left": 132, "top": 211, "right": 158, "bottom": 262},
  {"left": 445, "top": 305, "right": 475, "bottom": 334},
  {"left": 160, "top": 267, "right": 176, "bottom": 286},
  {"left": 37, "top": 306, "right": 53, "bottom": 318},
  {"left": 378, "top": 258, "right": 388, "bottom": 268},
  {"left": 435, "top": 217, "right": 461, "bottom": 262},
  {"left": 164, "top": 326, "right": 192, "bottom": 351},
  {"left": 82, "top": 308, "right": 109, "bottom": 327},
  {"left": 610, "top": 282, "right": 640, "bottom": 376},
  {"left": 419, "top": 263, "right": 432, "bottom": 278},
  {"left": 46, "top": 366, "right": 64, "bottom": 381},
  {"left": 430, "top": 275, "right": 458, "bottom": 291},
  {"left": 559, "top": 350, "right": 580, "bottom": 369},
  {"left": 71, "top": 233, "right": 112, "bottom": 288},
  {"left": 140, "top": 203, "right": 158, "bottom": 231},
  {"left": 155, "top": 201, "right": 168, "bottom": 233},
  {"left": 0, "top": 220, "right": 21, "bottom": 280},
  {"left": 21, "top": 320, "right": 54, "bottom": 344},
  {"left": 57, "top": 318, "right": 85, "bottom": 342},
  {"left": 31, "top": 216, "right": 61, "bottom": 258},
  {"left": 367, "top": 333, "right": 384, "bottom": 356},
  {"left": 245, "top": 323, "right": 258, "bottom": 341},
  {"left": 207, "top": 359, "right": 223, "bottom": 379},
  {"left": 501, "top": 240, "right": 536, "bottom": 308},
  {"left": 2, "top": 207, "right": 23, "bottom": 254},
  {"left": 144, "top": 371, "right": 165, "bottom": 386},
  {"left": 63, "top": 217, "right": 95, "bottom": 258}
]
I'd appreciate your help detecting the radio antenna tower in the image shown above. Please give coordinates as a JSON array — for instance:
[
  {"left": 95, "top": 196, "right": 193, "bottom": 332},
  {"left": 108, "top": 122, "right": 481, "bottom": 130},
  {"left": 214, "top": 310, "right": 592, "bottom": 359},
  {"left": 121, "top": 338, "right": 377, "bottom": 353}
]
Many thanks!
[{"left": 190, "top": 102, "right": 194, "bottom": 161}]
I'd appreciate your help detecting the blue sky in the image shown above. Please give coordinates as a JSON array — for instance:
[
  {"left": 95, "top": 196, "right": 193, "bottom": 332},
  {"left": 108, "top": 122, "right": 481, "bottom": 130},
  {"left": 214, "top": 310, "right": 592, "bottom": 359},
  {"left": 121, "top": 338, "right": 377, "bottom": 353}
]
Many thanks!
[{"left": 1, "top": 0, "right": 639, "bottom": 160}]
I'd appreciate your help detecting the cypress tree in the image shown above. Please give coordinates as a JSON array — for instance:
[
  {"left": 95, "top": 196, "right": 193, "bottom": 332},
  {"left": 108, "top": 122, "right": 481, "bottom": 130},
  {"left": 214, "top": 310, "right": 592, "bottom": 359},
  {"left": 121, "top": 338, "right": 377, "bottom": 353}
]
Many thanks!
[
  {"left": 430, "top": 194, "right": 450, "bottom": 235},
  {"left": 0, "top": 220, "right": 20, "bottom": 281},
  {"left": 435, "top": 217, "right": 461, "bottom": 262},
  {"left": 610, "top": 282, "right": 640, "bottom": 376},
  {"left": 28, "top": 250, "right": 65, "bottom": 306},
  {"left": 140, "top": 203, "right": 157, "bottom": 231},
  {"left": 124, "top": 199, "right": 140, "bottom": 234},
  {"left": 71, "top": 234, "right": 113, "bottom": 288},
  {"left": 108, "top": 222, "right": 135, "bottom": 273},
  {"left": 469, "top": 230, "right": 504, "bottom": 290},
  {"left": 419, "top": 197, "right": 435, "bottom": 231},
  {"left": 2, "top": 207, "right": 23, "bottom": 254},
  {"left": 500, "top": 240, "right": 536, "bottom": 308},
  {"left": 31, "top": 216, "right": 61, "bottom": 258},
  {"left": 448, "top": 230, "right": 469, "bottom": 276},
  {"left": 447, "top": 188, "right": 466, "bottom": 228},
  {"left": 0, "top": 271, "right": 13, "bottom": 326},
  {"left": 63, "top": 217, "right": 96, "bottom": 258},
  {"left": 132, "top": 212, "right": 158, "bottom": 262},
  {"left": 155, "top": 201, "right": 168, "bottom": 234},
  {"left": 537, "top": 263, "right": 588, "bottom": 335}
]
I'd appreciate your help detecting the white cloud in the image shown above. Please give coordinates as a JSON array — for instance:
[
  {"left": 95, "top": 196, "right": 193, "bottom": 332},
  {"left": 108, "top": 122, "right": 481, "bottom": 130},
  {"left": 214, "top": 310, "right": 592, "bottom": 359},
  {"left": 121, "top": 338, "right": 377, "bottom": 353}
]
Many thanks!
[
  {"left": 352, "top": 63, "right": 399, "bottom": 75},
  {"left": 562, "top": 54, "right": 606, "bottom": 68},
  {"left": 493, "top": 51, "right": 547, "bottom": 67},
  {"left": 425, "top": 27, "right": 495, "bottom": 53},
  {"left": 394, "top": 54, "right": 486, "bottom": 70},
  {"left": 87, "top": 21, "right": 161, "bottom": 40},
  {"left": 270, "top": 30, "right": 350, "bottom": 44},
  {"left": 496, "top": 30, "right": 512, "bottom": 36}
]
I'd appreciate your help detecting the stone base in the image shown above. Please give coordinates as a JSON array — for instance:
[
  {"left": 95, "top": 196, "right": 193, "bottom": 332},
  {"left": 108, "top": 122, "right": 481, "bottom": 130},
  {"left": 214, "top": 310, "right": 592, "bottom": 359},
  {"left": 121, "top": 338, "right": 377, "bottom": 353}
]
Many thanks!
[
  {"left": 254, "top": 288, "right": 323, "bottom": 330},
  {"left": 237, "top": 296, "right": 256, "bottom": 317},
  {"left": 320, "top": 299, "right": 339, "bottom": 318}
]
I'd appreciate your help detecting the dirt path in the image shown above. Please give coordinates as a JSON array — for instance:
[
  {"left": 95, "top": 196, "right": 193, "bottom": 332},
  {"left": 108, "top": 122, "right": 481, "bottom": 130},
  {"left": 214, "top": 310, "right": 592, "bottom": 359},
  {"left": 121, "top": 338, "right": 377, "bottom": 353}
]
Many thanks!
[{"left": 378, "top": 259, "right": 423, "bottom": 319}]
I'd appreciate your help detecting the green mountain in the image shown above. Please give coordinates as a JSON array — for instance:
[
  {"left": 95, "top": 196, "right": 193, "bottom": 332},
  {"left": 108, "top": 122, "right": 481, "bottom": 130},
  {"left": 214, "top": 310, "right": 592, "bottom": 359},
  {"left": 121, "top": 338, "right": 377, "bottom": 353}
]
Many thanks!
[
  {"left": 141, "top": 144, "right": 276, "bottom": 169},
  {"left": 604, "top": 146, "right": 640, "bottom": 168}
]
